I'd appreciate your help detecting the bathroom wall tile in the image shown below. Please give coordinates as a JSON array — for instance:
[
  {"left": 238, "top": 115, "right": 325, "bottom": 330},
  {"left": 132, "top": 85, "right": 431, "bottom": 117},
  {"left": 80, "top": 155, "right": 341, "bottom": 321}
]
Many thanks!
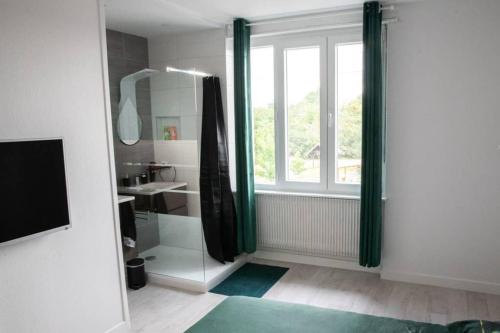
[
  {"left": 140, "top": 115, "right": 153, "bottom": 141},
  {"left": 196, "top": 115, "right": 202, "bottom": 145},
  {"left": 106, "top": 29, "right": 124, "bottom": 60},
  {"left": 148, "top": 37, "right": 177, "bottom": 65},
  {"left": 136, "top": 93, "right": 152, "bottom": 116},
  {"left": 151, "top": 89, "right": 180, "bottom": 116},
  {"left": 150, "top": 71, "right": 179, "bottom": 91},
  {"left": 149, "top": 29, "right": 228, "bottom": 82},
  {"left": 136, "top": 78, "right": 151, "bottom": 93},
  {"left": 136, "top": 140, "right": 155, "bottom": 160},
  {"left": 125, "top": 59, "right": 149, "bottom": 75},
  {"left": 123, "top": 33, "right": 149, "bottom": 62},
  {"left": 153, "top": 140, "right": 198, "bottom": 166},
  {"left": 177, "top": 72, "right": 197, "bottom": 89},
  {"left": 178, "top": 56, "right": 225, "bottom": 76},
  {"left": 106, "top": 29, "right": 154, "bottom": 182},
  {"left": 195, "top": 83, "right": 203, "bottom": 114},
  {"left": 174, "top": 168, "right": 200, "bottom": 191},
  {"left": 177, "top": 87, "right": 197, "bottom": 115},
  {"left": 107, "top": 57, "right": 127, "bottom": 92},
  {"left": 187, "top": 198, "right": 201, "bottom": 219},
  {"left": 109, "top": 85, "right": 120, "bottom": 105},
  {"left": 110, "top": 97, "right": 119, "bottom": 116},
  {"left": 136, "top": 218, "right": 160, "bottom": 252},
  {"left": 179, "top": 115, "right": 198, "bottom": 140}
]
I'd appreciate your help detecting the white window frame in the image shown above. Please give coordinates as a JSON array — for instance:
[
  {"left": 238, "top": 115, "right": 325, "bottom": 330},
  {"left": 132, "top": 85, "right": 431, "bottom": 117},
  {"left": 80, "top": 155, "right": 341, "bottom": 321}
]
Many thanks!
[{"left": 251, "top": 29, "right": 362, "bottom": 196}]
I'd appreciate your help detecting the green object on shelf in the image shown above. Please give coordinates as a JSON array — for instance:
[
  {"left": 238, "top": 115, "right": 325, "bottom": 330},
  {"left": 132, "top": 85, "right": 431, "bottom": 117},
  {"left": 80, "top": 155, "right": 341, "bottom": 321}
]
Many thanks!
[{"left": 163, "top": 126, "right": 170, "bottom": 140}]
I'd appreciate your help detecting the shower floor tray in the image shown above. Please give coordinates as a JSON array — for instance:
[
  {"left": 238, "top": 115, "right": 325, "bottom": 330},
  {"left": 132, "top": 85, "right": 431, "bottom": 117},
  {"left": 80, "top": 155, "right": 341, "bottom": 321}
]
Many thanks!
[{"left": 138, "top": 245, "right": 247, "bottom": 292}]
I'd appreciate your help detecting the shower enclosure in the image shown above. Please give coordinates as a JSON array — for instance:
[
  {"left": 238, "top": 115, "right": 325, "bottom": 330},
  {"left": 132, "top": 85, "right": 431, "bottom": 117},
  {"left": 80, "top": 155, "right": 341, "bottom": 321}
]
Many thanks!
[{"left": 116, "top": 67, "right": 244, "bottom": 292}]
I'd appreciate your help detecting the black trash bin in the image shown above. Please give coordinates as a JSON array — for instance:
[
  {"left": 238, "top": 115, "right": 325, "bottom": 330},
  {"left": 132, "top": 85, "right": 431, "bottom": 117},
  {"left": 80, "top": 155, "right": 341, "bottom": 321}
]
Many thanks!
[{"left": 126, "top": 258, "right": 146, "bottom": 290}]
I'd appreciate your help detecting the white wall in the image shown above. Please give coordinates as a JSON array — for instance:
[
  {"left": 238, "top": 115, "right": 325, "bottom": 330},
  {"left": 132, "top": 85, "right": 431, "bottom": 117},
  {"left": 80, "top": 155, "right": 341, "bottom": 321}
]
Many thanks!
[
  {"left": 150, "top": 1, "right": 500, "bottom": 296},
  {"left": 150, "top": 69, "right": 199, "bottom": 141},
  {"left": 0, "top": 1, "right": 127, "bottom": 332},
  {"left": 382, "top": 0, "right": 500, "bottom": 294}
]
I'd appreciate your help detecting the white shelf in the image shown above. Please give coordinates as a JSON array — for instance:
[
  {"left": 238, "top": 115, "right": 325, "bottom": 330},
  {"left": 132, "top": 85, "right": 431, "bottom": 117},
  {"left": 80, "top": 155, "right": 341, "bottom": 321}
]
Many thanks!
[
  {"left": 118, "top": 195, "right": 135, "bottom": 204},
  {"left": 122, "top": 162, "right": 197, "bottom": 169},
  {"left": 117, "top": 181, "right": 188, "bottom": 196}
]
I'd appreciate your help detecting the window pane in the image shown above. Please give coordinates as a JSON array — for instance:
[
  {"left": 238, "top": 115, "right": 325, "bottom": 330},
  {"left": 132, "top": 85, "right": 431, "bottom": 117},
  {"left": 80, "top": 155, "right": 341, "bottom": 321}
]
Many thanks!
[
  {"left": 284, "top": 46, "right": 321, "bottom": 182},
  {"left": 336, "top": 43, "right": 363, "bottom": 184},
  {"left": 251, "top": 46, "right": 275, "bottom": 184}
]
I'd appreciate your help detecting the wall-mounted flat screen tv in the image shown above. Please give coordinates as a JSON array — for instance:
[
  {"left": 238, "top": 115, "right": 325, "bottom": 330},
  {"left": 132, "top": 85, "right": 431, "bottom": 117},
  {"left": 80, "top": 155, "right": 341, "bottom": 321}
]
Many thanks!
[{"left": 0, "top": 138, "right": 71, "bottom": 246}]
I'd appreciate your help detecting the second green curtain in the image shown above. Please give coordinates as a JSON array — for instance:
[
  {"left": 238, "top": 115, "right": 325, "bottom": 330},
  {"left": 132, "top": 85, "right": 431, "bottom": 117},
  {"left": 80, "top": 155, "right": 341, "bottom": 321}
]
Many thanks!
[
  {"left": 359, "top": 1, "right": 384, "bottom": 268},
  {"left": 233, "top": 18, "right": 257, "bottom": 254}
]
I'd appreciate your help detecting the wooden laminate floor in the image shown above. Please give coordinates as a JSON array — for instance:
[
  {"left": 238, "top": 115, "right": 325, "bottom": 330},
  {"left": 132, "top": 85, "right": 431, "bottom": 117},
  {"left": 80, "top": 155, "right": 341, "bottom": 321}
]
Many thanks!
[{"left": 128, "top": 258, "right": 500, "bottom": 333}]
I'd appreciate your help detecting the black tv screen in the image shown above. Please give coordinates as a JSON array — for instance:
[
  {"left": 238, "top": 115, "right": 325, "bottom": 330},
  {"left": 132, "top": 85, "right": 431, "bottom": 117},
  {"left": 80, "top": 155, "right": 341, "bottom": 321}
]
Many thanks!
[{"left": 0, "top": 139, "right": 71, "bottom": 245}]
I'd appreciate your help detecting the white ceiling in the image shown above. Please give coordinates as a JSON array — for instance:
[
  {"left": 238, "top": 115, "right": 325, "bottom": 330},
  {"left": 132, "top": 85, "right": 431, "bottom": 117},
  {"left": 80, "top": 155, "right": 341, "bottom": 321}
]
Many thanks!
[{"left": 104, "top": 0, "right": 389, "bottom": 38}]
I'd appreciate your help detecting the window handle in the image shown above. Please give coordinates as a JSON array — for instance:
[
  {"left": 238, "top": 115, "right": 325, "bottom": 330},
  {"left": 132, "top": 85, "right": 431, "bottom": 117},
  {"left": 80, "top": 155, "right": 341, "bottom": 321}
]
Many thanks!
[{"left": 328, "top": 113, "right": 334, "bottom": 128}]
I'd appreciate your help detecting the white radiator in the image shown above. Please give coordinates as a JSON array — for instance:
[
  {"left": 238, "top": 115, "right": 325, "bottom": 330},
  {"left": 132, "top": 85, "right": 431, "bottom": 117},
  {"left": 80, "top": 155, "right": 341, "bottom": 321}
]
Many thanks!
[{"left": 256, "top": 192, "right": 360, "bottom": 260}]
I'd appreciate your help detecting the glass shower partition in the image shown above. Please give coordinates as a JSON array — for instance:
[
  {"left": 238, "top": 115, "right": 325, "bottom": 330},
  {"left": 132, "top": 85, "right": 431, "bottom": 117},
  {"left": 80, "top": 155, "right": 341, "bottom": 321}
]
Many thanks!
[
  {"left": 119, "top": 67, "right": 243, "bottom": 292},
  {"left": 134, "top": 69, "right": 206, "bottom": 286}
]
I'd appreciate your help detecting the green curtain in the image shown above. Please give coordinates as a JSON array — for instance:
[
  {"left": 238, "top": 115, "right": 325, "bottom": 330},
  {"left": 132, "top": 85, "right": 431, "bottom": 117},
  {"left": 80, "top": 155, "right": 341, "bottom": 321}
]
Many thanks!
[
  {"left": 233, "top": 18, "right": 257, "bottom": 254},
  {"left": 359, "top": 1, "right": 383, "bottom": 268}
]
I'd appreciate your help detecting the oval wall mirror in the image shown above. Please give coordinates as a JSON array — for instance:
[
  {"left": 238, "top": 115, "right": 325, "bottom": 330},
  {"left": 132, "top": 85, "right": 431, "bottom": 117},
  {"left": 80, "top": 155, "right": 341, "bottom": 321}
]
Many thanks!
[
  {"left": 117, "top": 68, "right": 158, "bottom": 146},
  {"left": 117, "top": 99, "right": 142, "bottom": 145}
]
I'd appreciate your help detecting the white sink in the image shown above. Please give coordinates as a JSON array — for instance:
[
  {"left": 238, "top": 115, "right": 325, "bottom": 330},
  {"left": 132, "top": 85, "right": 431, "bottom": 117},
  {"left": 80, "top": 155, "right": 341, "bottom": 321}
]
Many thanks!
[{"left": 118, "top": 181, "right": 188, "bottom": 196}]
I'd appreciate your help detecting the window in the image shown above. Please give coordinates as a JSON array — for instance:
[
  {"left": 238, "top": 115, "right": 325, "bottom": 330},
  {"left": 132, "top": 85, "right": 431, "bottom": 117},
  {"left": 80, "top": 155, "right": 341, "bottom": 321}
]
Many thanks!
[
  {"left": 284, "top": 46, "right": 321, "bottom": 182},
  {"left": 251, "top": 46, "right": 275, "bottom": 184},
  {"left": 335, "top": 43, "right": 363, "bottom": 184},
  {"left": 251, "top": 32, "right": 362, "bottom": 195}
]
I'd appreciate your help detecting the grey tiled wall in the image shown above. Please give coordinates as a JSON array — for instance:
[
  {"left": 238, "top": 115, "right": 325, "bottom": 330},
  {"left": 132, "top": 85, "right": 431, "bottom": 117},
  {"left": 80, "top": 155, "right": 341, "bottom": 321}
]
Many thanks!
[
  {"left": 106, "top": 29, "right": 154, "bottom": 184},
  {"left": 107, "top": 30, "right": 160, "bottom": 254}
]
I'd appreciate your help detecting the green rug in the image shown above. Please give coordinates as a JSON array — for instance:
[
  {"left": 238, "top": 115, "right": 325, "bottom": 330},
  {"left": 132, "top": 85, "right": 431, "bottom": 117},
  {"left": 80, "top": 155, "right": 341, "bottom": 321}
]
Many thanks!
[
  {"left": 186, "top": 296, "right": 500, "bottom": 333},
  {"left": 210, "top": 263, "right": 288, "bottom": 298}
]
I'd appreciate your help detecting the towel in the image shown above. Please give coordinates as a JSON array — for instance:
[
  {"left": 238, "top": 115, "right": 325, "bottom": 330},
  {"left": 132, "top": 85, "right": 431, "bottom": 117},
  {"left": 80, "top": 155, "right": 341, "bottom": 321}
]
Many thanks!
[{"left": 119, "top": 201, "right": 136, "bottom": 248}]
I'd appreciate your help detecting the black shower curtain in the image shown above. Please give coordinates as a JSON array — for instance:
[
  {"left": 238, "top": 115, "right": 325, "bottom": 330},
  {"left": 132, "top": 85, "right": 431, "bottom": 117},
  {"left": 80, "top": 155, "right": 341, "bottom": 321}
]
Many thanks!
[{"left": 199, "top": 76, "right": 237, "bottom": 264}]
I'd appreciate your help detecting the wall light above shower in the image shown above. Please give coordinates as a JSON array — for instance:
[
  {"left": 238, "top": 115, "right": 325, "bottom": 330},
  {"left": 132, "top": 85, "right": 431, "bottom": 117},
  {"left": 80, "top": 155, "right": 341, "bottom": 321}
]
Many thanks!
[{"left": 166, "top": 66, "right": 212, "bottom": 77}]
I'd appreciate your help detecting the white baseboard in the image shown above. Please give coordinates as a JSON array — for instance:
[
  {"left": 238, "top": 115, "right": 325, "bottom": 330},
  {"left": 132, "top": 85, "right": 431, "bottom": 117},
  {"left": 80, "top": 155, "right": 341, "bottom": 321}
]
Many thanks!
[
  {"left": 105, "top": 322, "right": 130, "bottom": 333},
  {"left": 252, "top": 250, "right": 380, "bottom": 273},
  {"left": 381, "top": 270, "right": 500, "bottom": 296},
  {"left": 253, "top": 250, "right": 500, "bottom": 295}
]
